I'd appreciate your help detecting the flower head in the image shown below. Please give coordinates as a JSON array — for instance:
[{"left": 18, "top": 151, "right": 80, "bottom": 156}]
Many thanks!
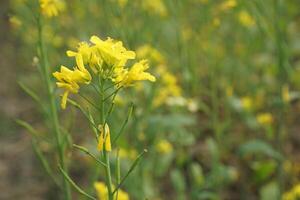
[
  {"left": 90, "top": 36, "right": 135, "bottom": 69},
  {"left": 114, "top": 60, "right": 156, "bottom": 87},
  {"left": 97, "top": 124, "right": 111, "bottom": 152},
  {"left": 238, "top": 11, "right": 255, "bottom": 27},
  {"left": 53, "top": 55, "right": 91, "bottom": 109},
  {"left": 39, "top": 0, "right": 65, "bottom": 18},
  {"left": 256, "top": 113, "right": 273, "bottom": 126},
  {"left": 156, "top": 139, "right": 173, "bottom": 154}
]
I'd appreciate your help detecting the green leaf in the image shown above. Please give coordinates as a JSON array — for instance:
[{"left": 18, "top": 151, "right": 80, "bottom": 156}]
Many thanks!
[
  {"left": 32, "top": 140, "right": 60, "bottom": 187},
  {"left": 18, "top": 81, "right": 44, "bottom": 108},
  {"left": 189, "top": 163, "right": 205, "bottom": 187},
  {"left": 170, "top": 169, "right": 186, "bottom": 193},
  {"left": 238, "top": 140, "right": 283, "bottom": 160},
  {"left": 260, "top": 181, "right": 280, "bottom": 200},
  {"left": 16, "top": 119, "right": 39, "bottom": 138},
  {"left": 59, "top": 166, "right": 97, "bottom": 200}
]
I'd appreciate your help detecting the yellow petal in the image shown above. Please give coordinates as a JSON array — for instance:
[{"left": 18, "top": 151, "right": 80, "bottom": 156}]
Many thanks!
[
  {"left": 97, "top": 124, "right": 111, "bottom": 151},
  {"left": 61, "top": 90, "right": 69, "bottom": 109}
]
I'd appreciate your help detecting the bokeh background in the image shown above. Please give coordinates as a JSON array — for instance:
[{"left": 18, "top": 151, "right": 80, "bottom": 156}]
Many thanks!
[{"left": 2, "top": 0, "right": 300, "bottom": 199}]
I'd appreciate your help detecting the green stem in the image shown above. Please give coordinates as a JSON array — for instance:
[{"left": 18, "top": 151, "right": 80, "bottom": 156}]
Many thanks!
[
  {"left": 37, "top": 15, "right": 71, "bottom": 200},
  {"left": 274, "top": 0, "right": 288, "bottom": 195},
  {"left": 99, "top": 77, "right": 114, "bottom": 200}
]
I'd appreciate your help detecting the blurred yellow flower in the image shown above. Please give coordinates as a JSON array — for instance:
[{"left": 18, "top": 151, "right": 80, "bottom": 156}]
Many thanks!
[
  {"left": 219, "top": 0, "right": 237, "bottom": 11},
  {"left": 213, "top": 18, "right": 221, "bottom": 27},
  {"left": 136, "top": 45, "right": 165, "bottom": 64},
  {"left": 118, "top": 0, "right": 128, "bottom": 8},
  {"left": 256, "top": 113, "right": 273, "bottom": 126},
  {"left": 238, "top": 11, "right": 255, "bottom": 27},
  {"left": 154, "top": 66, "right": 182, "bottom": 107},
  {"left": 226, "top": 86, "right": 233, "bottom": 97},
  {"left": 282, "top": 84, "right": 290, "bottom": 103},
  {"left": 142, "top": 0, "right": 167, "bottom": 17},
  {"left": 283, "top": 184, "right": 300, "bottom": 200},
  {"left": 119, "top": 148, "right": 138, "bottom": 160},
  {"left": 9, "top": 16, "right": 22, "bottom": 29},
  {"left": 97, "top": 124, "right": 112, "bottom": 152},
  {"left": 156, "top": 139, "right": 173, "bottom": 154},
  {"left": 94, "top": 181, "right": 130, "bottom": 200},
  {"left": 39, "top": 0, "right": 65, "bottom": 18},
  {"left": 240, "top": 96, "right": 253, "bottom": 111}
]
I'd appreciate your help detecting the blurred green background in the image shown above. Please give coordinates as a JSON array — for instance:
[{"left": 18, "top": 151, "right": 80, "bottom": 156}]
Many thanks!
[{"left": 2, "top": 0, "right": 300, "bottom": 199}]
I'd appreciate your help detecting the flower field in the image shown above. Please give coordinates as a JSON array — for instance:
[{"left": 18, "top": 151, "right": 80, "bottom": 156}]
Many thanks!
[{"left": 2, "top": 0, "right": 300, "bottom": 199}]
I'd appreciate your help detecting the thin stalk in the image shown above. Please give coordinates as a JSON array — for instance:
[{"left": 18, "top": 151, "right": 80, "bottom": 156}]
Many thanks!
[
  {"left": 73, "top": 144, "right": 107, "bottom": 167},
  {"left": 37, "top": 15, "right": 71, "bottom": 200},
  {"left": 59, "top": 166, "right": 97, "bottom": 200},
  {"left": 112, "top": 149, "right": 147, "bottom": 195},
  {"left": 99, "top": 77, "right": 114, "bottom": 200},
  {"left": 273, "top": 0, "right": 288, "bottom": 195},
  {"left": 115, "top": 149, "right": 121, "bottom": 200}
]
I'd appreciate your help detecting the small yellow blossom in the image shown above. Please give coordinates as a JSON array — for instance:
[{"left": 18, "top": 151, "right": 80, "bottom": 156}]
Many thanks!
[
  {"left": 136, "top": 45, "right": 165, "bottom": 64},
  {"left": 53, "top": 55, "right": 91, "bottom": 109},
  {"left": 226, "top": 86, "right": 233, "bottom": 97},
  {"left": 238, "top": 10, "right": 255, "bottom": 27},
  {"left": 117, "top": 0, "right": 128, "bottom": 8},
  {"left": 97, "top": 124, "right": 111, "bottom": 152},
  {"left": 240, "top": 96, "right": 253, "bottom": 111},
  {"left": 114, "top": 60, "right": 156, "bottom": 87},
  {"left": 219, "top": 0, "right": 237, "bottom": 11},
  {"left": 154, "top": 66, "right": 181, "bottom": 107},
  {"left": 90, "top": 36, "right": 136, "bottom": 69},
  {"left": 67, "top": 42, "right": 102, "bottom": 73},
  {"left": 256, "top": 113, "right": 273, "bottom": 126},
  {"left": 156, "top": 139, "right": 173, "bottom": 154},
  {"left": 94, "top": 182, "right": 130, "bottom": 200},
  {"left": 282, "top": 84, "right": 290, "bottom": 103},
  {"left": 142, "top": 0, "right": 167, "bottom": 17},
  {"left": 283, "top": 184, "right": 300, "bottom": 200},
  {"left": 119, "top": 148, "right": 138, "bottom": 160},
  {"left": 39, "top": 0, "right": 65, "bottom": 18},
  {"left": 213, "top": 18, "right": 221, "bottom": 27}
]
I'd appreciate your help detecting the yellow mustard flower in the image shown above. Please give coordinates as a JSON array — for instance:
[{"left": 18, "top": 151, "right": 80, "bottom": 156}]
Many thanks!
[
  {"left": 94, "top": 181, "right": 130, "bottom": 200},
  {"left": 53, "top": 55, "right": 91, "bottom": 109},
  {"left": 240, "top": 96, "right": 253, "bottom": 111},
  {"left": 136, "top": 45, "right": 165, "bottom": 64},
  {"left": 283, "top": 184, "right": 300, "bottom": 200},
  {"left": 114, "top": 60, "right": 156, "bottom": 87},
  {"left": 219, "top": 0, "right": 237, "bottom": 11},
  {"left": 256, "top": 113, "right": 273, "bottom": 126},
  {"left": 282, "top": 84, "right": 290, "bottom": 104},
  {"left": 119, "top": 148, "right": 138, "bottom": 160},
  {"left": 90, "top": 36, "right": 136, "bottom": 69},
  {"left": 238, "top": 10, "right": 255, "bottom": 27},
  {"left": 156, "top": 139, "right": 173, "bottom": 154},
  {"left": 67, "top": 42, "right": 102, "bottom": 73},
  {"left": 97, "top": 123, "right": 111, "bottom": 152},
  {"left": 117, "top": 0, "right": 128, "bottom": 8},
  {"left": 142, "top": 0, "right": 167, "bottom": 17},
  {"left": 154, "top": 66, "right": 182, "bottom": 107},
  {"left": 39, "top": 0, "right": 65, "bottom": 18}
]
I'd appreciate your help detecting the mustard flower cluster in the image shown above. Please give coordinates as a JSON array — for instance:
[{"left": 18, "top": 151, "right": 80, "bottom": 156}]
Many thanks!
[{"left": 53, "top": 36, "right": 156, "bottom": 109}]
